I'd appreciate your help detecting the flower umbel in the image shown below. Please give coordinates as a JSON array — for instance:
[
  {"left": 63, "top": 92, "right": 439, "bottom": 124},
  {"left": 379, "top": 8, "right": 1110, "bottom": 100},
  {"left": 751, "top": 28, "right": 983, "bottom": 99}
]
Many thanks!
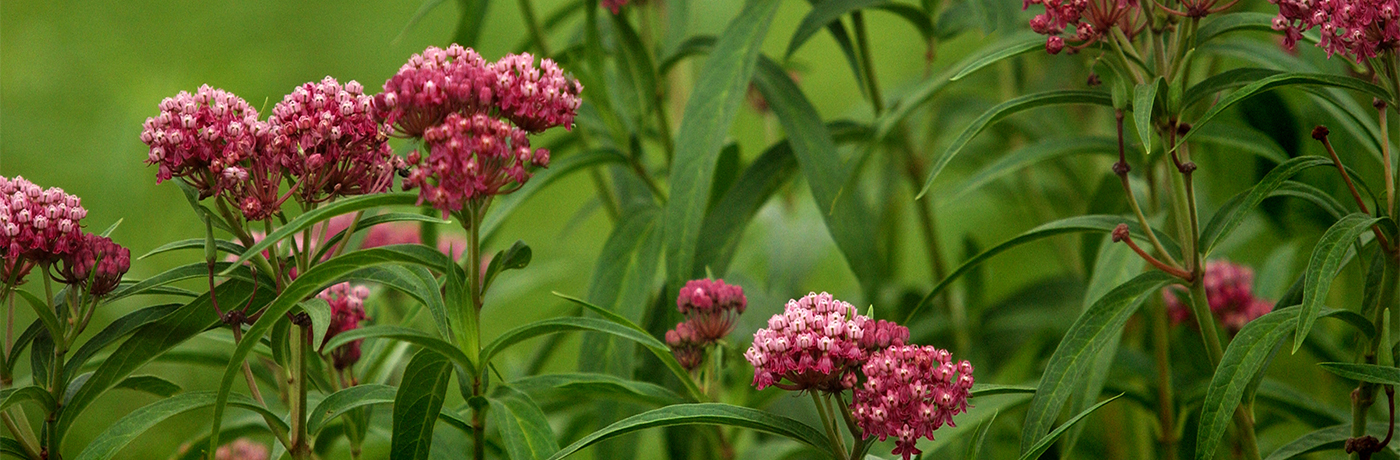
[
  {"left": 405, "top": 112, "right": 549, "bottom": 215},
  {"left": 57, "top": 233, "right": 131, "bottom": 298},
  {"left": 1271, "top": 0, "right": 1400, "bottom": 62},
  {"left": 269, "top": 77, "right": 398, "bottom": 205},
  {"left": 1162, "top": 259, "right": 1273, "bottom": 333},
  {"left": 853, "top": 345, "right": 974, "bottom": 460},
  {"left": 1024, "top": 0, "right": 1144, "bottom": 54},
  {"left": 745, "top": 292, "right": 908, "bottom": 392},
  {"left": 318, "top": 282, "right": 370, "bottom": 370},
  {"left": 665, "top": 279, "right": 747, "bottom": 370},
  {"left": 140, "top": 85, "right": 264, "bottom": 198},
  {"left": 0, "top": 176, "right": 88, "bottom": 263}
]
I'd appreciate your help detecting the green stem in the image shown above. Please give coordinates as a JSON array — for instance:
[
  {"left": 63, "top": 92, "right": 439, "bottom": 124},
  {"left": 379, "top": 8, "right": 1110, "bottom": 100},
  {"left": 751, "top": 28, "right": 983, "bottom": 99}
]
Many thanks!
[
  {"left": 810, "top": 392, "right": 847, "bottom": 460},
  {"left": 852, "top": 11, "right": 884, "bottom": 115},
  {"left": 464, "top": 200, "right": 488, "bottom": 460},
  {"left": 2, "top": 411, "right": 40, "bottom": 459},
  {"left": 518, "top": 0, "right": 553, "bottom": 56},
  {"left": 288, "top": 325, "right": 311, "bottom": 458},
  {"left": 1151, "top": 300, "right": 1177, "bottom": 460}
]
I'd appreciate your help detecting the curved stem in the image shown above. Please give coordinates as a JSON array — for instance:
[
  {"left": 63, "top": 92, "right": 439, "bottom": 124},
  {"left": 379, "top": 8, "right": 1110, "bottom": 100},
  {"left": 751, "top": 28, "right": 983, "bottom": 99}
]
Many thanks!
[{"left": 852, "top": 11, "right": 884, "bottom": 115}]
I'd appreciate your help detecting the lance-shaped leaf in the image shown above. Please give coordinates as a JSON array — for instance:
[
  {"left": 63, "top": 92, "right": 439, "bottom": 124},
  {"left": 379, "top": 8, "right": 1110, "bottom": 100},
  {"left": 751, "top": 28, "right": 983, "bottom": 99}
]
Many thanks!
[
  {"left": 490, "top": 386, "right": 560, "bottom": 460},
  {"left": 223, "top": 192, "right": 421, "bottom": 272},
  {"left": 1174, "top": 73, "right": 1390, "bottom": 150},
  {"left": 74, "top": 392, "right": 285, "bottom": 460},
  {"left": 1020, "top": 394, "right": 1124, "bottom": 460},
  {"left": 1264, "top": 423, "right": 1396, "bottom": 460},
  {"left": 1021, "top": 272, "right": 1175, "bottom": 454},
  {"left": 508, "top": 373, "right": 685, "bottom": 407},
  {"left": 1318, "top": 362, "right": 1400, "bottom": 385},
  {"left": 308, "top": 383, "right": 470, "bottom": 435},
  {"left": 1198, "top": 156, "right": 1335, "bottom": 255},
  {"left": 1295, "top": 214, "right": 1384, "bottom": 353},
  {"left": 547, "top": 403, "right": 831, "bottom": 460},
  {"left": 1197, "top": 307, "right": 1299, "bottom": 460},
  {"left": 391, "top": 349, "right": 455, "bottom": 460},
  {"left": 664, "top": 0, "right": 781, "bottom": 291},
  {"left": 919, "top": 90, "right": 1113, "bottom": 198}
]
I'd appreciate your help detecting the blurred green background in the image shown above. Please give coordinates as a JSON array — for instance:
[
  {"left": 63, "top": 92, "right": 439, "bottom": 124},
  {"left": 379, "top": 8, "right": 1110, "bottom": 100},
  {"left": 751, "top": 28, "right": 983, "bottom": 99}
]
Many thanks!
[{"left": 2, "top": 0, "right": 1372, "bottom": 458}]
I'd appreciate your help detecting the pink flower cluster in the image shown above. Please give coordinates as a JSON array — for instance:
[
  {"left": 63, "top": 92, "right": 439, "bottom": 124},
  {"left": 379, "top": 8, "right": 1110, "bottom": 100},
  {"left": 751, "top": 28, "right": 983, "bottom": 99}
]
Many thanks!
[
  {"left": 143, "top": 79, "right": 397, "bottom": 221},
  {"left": 318, "top": 282, "right": 370, "bottom": 370},
  {"left": 1162, "top": 260, "right": 1273, "bottom": 333},
  {"left": 665, "top": 279, "right": 747, "bottom": 370},
  {"left": 1271, "top": 0, "right": 1400, "bottom": 62},
  {"left": 853, "top": 345, "right": 974, "bottom": 460},
  {"left": 745, "top": 292, "right": 909, "bottom": 392},
  {"left": 0, "top": 176, "right": 129, "bottom": 297},
  {"left": 268, "top": 77, "right": 398, "bottom": 205},
  {"left": 0, "top": 176, "right": 87, "bottom": 264},
  {"left": 57, "top": 234, "right": 131, "bottom": 297},
  {"left": 1024, "top": 0, "right": 1143, "bottom": 54},
  {"left": 406, "top": 112, "right": 547, "bottom": 215},
  {"left": 214, "top": 438, "right": 269, "bottom": 460},
  {"left": 380, "top": 45, "right": 580, "bottom": 215},
  {"left": 140, "top": 85, "right": 264, "bottom": 197}
]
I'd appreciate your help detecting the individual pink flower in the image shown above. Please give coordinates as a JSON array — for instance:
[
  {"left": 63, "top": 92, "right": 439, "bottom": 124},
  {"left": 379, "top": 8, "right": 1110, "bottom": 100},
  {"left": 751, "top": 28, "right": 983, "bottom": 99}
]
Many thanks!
[
  {"left": 57, "top": 233, "right": 131, "bottom": 297},
  {"left": 1024, "top": 0, "right": 1144, "bottom": 54},
  {"left": 0, "top": 176, "right": 88, "bottom": 263},
  {"left": 214, "top": 438, "right": 269, "bottom": 460},
  {"left": 1162, "top": 260, "right": 1273, "bottom": 333},
  {"left": 140, "top": 85, "right": 264, "bottom": 198},
  {"left": 852, "top": 345, "right": 974, "bottom": 460},
  {"left": 665, "top": 321, "right": 708, "bottom": 371},
  {"left": 1271, "top": 0, "right": 1400, "bottom": 62},
  {"left": 376, "top": 45, "right": 496, "bottom": 137},
  {"left": 318, "top": 282, "right": 370, "bottom": 370},
  {"left": 269, "top": 77, "right": 399, "bottom": 204},
  {"left": 490, "top": 53, "right": 582, "bottom": 133},
  {"left": 745, "top": 292, "right": 908, "bottom": 392},
  {"left": 404, "top": 112, "right": 549, "bottom": 215}
]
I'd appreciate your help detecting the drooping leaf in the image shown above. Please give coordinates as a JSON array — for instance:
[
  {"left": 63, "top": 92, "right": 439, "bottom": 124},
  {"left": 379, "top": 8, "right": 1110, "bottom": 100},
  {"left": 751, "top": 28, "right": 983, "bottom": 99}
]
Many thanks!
[
  {"left": 508, "top": 373, "right": 685, "bottom": 407},
  {"left": 1296, "top": 214, "right": 1384, "bottom": 352},
  {"left": 0, "top": 386, "right": 55, "bottom": 414},
  {"left": 1263, "top": 423, "right": 1395, "bottom": 460},
  {"left": 664, "top": 0, "right": 782, "bottom": 292},
  {"left": 1175, "top": 73, "right": 1391, "bottom": 150},
  {"left": 1133, "top": 79, "right": 1161, "bottom": 156},
  {"left": 74, "top": 392, "right": 285, "bottom": 460},
  {"left": 1198, "top": 156, "right": 1336, "bottom": 255},
  {"left": 937, "top": 137, "right": 1117, "bottom": 207},
  {"left": 753, "top": 56, "right": 881, "bottom": 294},
  {"left": 307, "top": 383, "right": 470, "bottom": 435},
  {"left": 547, "top": 403, "right": 831, "bottom": 460},
  {"left": 553, "top": 292, "right": 704, "bottom": 401},
  {"left": 1021, "top": 272, "right": 1176, "bottom": 453},
  {"left": 63, "top": 303, "right": 183, "bottom": 381},
  {"left": 1019, "top": 394, "right": 1124, "bottom": 460},
  {"left": 223, "top": 192, "right": 421, "bottom": 272},
  {"left": 489, "top": 386, "right": 560, "bottom": 460},
  {"left": 391, "top": 349, "right": 455, "bottom": 460},
  {"left": 138, "top": 238, "right": 246, "bottom": 260},
  {"left": 786, "top": 0, "right": 890, "bottom": 59},
  {"left": 322, "top": 325, "right": 476, "bottom": 375},
  {"left": 919, "top": 90, "right": 1114, "bottom": 198},
  {"left": 906, "top": 215, "right": 1178, "bottom": 322},
  {"left": 1318, "top": 362, "right": 1400, "bottom": 385}
]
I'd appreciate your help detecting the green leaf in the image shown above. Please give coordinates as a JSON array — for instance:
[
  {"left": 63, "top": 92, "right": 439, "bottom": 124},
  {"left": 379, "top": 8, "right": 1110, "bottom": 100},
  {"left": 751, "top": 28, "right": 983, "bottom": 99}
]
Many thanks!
[
  {"left": 547, "top": 403, "right": 831, "bottom": 460},
  {"left": 966, "top": 409, "right": 998, "bottom": 460},
  {"left": 870, "top": 32, "right": 1041, "bottom": 144},
  {"left": 107, "top": 261, "right": 250, "bottom": 302},
  {"left": 0, "top": 386, "right": 55, "bottom": 414},
  {"left": 1263, "top": 423, "right": 1395, "bottom": 460},
  {"left": 508, "top": 373, "right": 685, "bottom": 407},
  {"left": 13, "top": 290, "right": 61, "bottom": 345},
  {"left": 659, "top": 35, "right": 717, "bottom": 76},
  {"left": 74, "top": 392, "right": 285, "bottom": 460},
  {"left": 786, "top": 0, "right": 888, "bottom": 59},
  {"left": 918, "top": 90, "right": 1113, "bottom": 198},
  {"left": 1296, "top": 213, "right": 1384, "bottom": 352},
  {"left": 5, "top": 320, "right": 41, "bottom": 376},
  {"left": 664, "top": 0, "right": 781, "bottom": 292},
  {"left": 482, "top": 148, "right": 628, "bottom": 241},
  {"left": 222, "top": 192, "right": 421, "bottom": 273},
  {"left": 906, "top": 215, "right": 1178, "bottom": 322},
  {"left": 113, "top": 375, "right": 182, "bottom": 398},
  {"left": 207, "top": 246, "right": 454, "bottom": 452},
  {"left": 938, "top": 137, "right": 1117, "bottom": 207},
  {"left": 1192, "top": 123, "right": 1293, "bottom": 165},
  {"left": 1197, "top": 306, "right": 1300, "bottom": 460},
  {"left": 64, "top": 303, "right": 182, "bottom": 380},
  {"left": 309, "top": 384, "right": 395, "bottom": 434},
  {"left": 753, "top": 56, "right": 881, "bottom": 293},
  {"left": 299, "top": 298, "right": 332, "bottom": 350},
  {"left": 1175, "top": 73, "right": 1390, "bottom": 150},
  {"left": 56, "top": 279, "right": 267, "bottom": 443},
  {"left": 322, "top": 325, "right": 476, "bottom": 375},
  {"left": 553, "top": 292, "right": 704, "bottom": 401},
  {"left": 1195, "top": 12, "right": 1291, "bottom": 46},
  {"left": 970, "top": 384, "right": 1038, "bottom": 398},
  {"left": 694, "top": 140, "right": 798, "bottom": 275},
  {"left": 1133, "top": 79, "right": 1161, "bottom": 156},
  {"left": 1318, "top": 362, "right": 1400, "bottom": 385},
  {"left": 1198, "top": 156, "right": 1336, "bottom": 255},
  {"left": 344, "top": 265, "right": 452, "bottom": 340},
  {"left": 489, "top": 386, "right": 560, "bottom": 460},
  {"left": 1180, "top": 68, "right": 1284, "bottom": 110},
  {"left": 1019, "top": 394, "right": 1124, "bottom": 460},
  {"left": 392, "top": 349, "right": 455, "bottom": 460},
  {"left": 482, "top": 317, "right": 666, "bottom": 369},
  {"left": 0, "top": 438, "right": 29, "bottom": 458},
  {"left": 138, "top": 238, "right": 246, "bottom": 260},
  {"left": 483, "top": 240, "right": 532, "bottom": 293},
  {"left": 1021, "top": 272, "right": 1176, "bottom": 453}
]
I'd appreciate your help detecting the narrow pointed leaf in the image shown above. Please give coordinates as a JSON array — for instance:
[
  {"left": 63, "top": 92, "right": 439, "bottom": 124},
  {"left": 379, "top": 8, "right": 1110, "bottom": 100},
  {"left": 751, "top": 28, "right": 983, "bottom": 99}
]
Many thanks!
[
  {"left": 1021, "top": 272, "right": 1175, "bottom": 453},
  {"left": 1198, "top": 156, "right": 1335, "bottom": 255},
  {"left": 1295, "top": 213, "right": 1383, "bottom": 353},
  {"left": 547, "top": 403, "right": 830, "bottom": 460},
  {"left": 1175, "top": 74, "right": 1389, "bottom": 150},
  {"left": 786, "top": 0, "right": 888, "bottom": 58},
  {"left": 664, "top": 0, "right": 781, "bottom": 292},
  {"left": 1197, "top": 306, "right": 1300, "bottom": 460},
  {"left": 554, "top": 292, "right": 705, "bottom": 400},
  {"left": 307, "top": 383, "right": 470, "bottom": 435},
  {"left": 1133, "top": 79, "right": 1160, "bottom": 156},
  {"left": 919, "top": 90, "right": 1113, "bottom": 198},
  {"left": 223, "top": 192, "right": 420, "bottom": 272},
  {"left": 509, "top": 373, "right": 685, "bottom": 407},
  {"left": 322, "top": 325, "right": 475, "bottom": 375},
  {"left": 1019, "top": 394, "right": 1123, "bottom": 460},
  {"left": 1318, "top": 362, "right": 1400, "bottom": 385},
  {"left": 75, "top": 392, "right": 285, "bottom": 460},
  {"left": 1264, "top": 423, "right": 1395, "bottom": 460}
]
